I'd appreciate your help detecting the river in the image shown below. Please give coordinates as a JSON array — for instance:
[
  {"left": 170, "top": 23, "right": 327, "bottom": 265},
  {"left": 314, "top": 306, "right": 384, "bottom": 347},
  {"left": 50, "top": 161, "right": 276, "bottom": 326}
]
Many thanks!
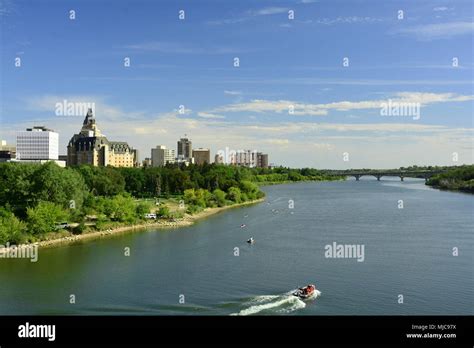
[{"left": 0, "top": 178, "right": 472, "bottom": 315}]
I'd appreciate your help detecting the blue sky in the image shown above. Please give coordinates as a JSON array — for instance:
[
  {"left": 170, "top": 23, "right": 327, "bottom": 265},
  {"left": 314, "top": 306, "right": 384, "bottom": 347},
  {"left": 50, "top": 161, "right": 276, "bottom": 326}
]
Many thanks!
[{"left": 1, "top": 0, "right": 473, "bottom": 168}]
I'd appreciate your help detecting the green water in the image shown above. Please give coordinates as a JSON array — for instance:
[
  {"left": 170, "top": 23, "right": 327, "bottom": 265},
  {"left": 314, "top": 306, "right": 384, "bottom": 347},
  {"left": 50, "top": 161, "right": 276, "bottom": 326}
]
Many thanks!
[{"left": 0, "top": 178, "right": 472, "bottom": 315}]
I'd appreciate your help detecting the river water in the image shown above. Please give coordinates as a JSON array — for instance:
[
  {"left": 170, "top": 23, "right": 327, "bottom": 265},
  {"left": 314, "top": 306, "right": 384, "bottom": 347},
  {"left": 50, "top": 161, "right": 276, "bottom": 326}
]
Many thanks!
[{"left": 0, "top": 178, "right": 472, "bottom": 315}]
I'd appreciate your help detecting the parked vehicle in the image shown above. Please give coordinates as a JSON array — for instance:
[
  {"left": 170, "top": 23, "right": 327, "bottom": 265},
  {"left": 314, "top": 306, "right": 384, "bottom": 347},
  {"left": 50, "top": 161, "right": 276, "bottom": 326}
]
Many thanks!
[{"left": 55, "top": 222, "right": 69, "bottom": 230}]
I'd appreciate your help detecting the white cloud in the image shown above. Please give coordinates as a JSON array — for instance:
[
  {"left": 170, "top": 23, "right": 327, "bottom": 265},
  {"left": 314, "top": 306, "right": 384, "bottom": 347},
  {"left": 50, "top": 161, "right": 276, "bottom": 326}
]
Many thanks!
[
  {"left": 208, "top": 6, "right": 289, "bottom": 25},
  {"left": 3, "top": 104, "right": 473, "bottom": 168},
  {"left": 394, "top": 21, "right": 474, "bottom": 40},
  {"left": 123, "top": 41, "right": 240, "bottom": 54},
  {"left": 4, "top": 92, "right": 473, "bottom": 169},
  {"left": 316, "top": 16, "right": 383, "bottom": 25},
  {"left": 249, "top": 7, "right": 288, "bottom": 16},
  {"left": 24, "top": 95, "right": 141, "bottom": 122},
  {"left": 313, "top": 143, "right": 333, "bottom": 150},
  {"left": 265, "top": 138, "right": 290, "bottom": 146},
  {"left": 197, "top": 112, "right": 226, "bottom": 119},
  {"left": 208, "top": 92, "right": 473, "bottom": 116},
  {"left": 216, "top": 76, "right": 472, "bottom": 86},
  {"left": 224, "top": 90, "right": 242, "bottom": 96},
  {"left": 212, "top": 99, "right": 328, "bottom": 116},
  {"left": 433, "top": 7, "right": 449, "bottom": 11},
  {"left": 0, "top": 0, "right": 17, "bottom": 17}
]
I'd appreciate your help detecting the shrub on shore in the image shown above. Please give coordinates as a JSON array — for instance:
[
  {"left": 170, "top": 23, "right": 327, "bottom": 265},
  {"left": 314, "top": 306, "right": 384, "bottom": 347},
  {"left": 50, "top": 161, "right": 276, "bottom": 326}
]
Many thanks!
[
  {"left": 4, "top": 162, "right": 340, "bottom": 243},
  {"left": 26, "top": 201, "right": 69, "bottom": 236},
  {"left": 0, "top": 211, "right": 27, "bottom": 245},
  {"left": 426, "top": 165, "right": 474, "bottom": 193}
]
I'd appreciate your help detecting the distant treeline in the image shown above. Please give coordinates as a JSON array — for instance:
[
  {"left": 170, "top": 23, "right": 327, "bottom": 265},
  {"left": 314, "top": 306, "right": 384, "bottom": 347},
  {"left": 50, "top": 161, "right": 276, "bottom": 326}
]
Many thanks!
[
  {"left": 0, "top": 162, "right": 340, "bottom": 244},
  {"left": 426, "top": 165, "right": 474, "bottom": 193}
]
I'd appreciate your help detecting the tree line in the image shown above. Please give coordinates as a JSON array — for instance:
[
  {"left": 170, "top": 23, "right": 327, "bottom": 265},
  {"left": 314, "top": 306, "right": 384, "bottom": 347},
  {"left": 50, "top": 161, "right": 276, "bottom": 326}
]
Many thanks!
[
  {"left": 426, "top": 165, "right": 474, "bottom": 193},
  {"left": 0, "top": 162, "right": 339, "bottom": 244}
]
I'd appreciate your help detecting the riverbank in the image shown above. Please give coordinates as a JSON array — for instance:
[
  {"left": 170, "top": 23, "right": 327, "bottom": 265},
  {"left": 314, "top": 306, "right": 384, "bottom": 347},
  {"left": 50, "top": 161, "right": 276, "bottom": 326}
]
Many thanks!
[
  {"left": 425, "top": 165, "right": 474, "bottom": 194},
  {"left": 27, "top": 198, "right": 265, "bottom": 249}
]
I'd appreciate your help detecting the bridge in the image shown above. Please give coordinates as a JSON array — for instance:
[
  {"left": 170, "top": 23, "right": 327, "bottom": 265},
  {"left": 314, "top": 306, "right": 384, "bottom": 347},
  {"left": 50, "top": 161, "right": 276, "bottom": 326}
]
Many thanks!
[{"left": 324, "top": 170, "right": 445, "bottom": 182}]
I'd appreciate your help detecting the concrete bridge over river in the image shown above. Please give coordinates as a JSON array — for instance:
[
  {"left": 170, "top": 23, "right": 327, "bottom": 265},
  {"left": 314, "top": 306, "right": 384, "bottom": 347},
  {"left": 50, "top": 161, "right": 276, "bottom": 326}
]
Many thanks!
[{"left": 324, "top": 170, "right": 446, "bottom": 182}]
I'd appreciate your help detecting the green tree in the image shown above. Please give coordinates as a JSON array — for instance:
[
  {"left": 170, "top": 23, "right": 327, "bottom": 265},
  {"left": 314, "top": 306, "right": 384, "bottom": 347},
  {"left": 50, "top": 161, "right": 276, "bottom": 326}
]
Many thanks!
[
  {"left": 239, "top": 180, "right": 259, "bottom": 200},
  {"left": 136, "top": 201, "right": 151, "bottom": 218},
  {"left": 103, "top": 195, "right": 136, "bottom": 223},
  {"left": 227, "top": 187, "right": 242, "bottom": 203},
  {"left": 76, "top": 165, "right": 125, "bottom": 196},
  {"left": 183, "top": 189, "right": 196, "bottom": 205},
  {"left": 0, "top": 212, "right": 28, "bottom": 244},
  {"left": 121, "top": 168, "right": 145, "bottom": 196},
  {"left": 212, "top": 189, "right": 226, "bottom": 207},
  {"left": 26, "top": 201, "right": 69, "bottom": 236},
  {"left": 31, "top": 162, "right": 87, "bottom": 210},
  {"left": 157, "top": 206, "right": 171, "bottom": 218},
  {"left": 0, "top": 163, "right": 37, "bottom": 217}
]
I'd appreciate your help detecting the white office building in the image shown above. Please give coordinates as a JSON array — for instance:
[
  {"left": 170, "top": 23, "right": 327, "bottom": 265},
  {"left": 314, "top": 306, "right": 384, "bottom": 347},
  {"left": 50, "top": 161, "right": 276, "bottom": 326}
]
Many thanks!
[
  {"left": 151, "top": 145, "right": 175, "bottom": 167},
  {"left": 17, "top": 126, "right": 59, "bottom": 160}
]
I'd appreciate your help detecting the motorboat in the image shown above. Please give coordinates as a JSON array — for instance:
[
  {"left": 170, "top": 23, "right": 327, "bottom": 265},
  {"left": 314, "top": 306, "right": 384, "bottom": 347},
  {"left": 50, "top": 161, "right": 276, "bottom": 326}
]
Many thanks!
[
  {"left": 247, "top": 237, "right": 255, "bottom": 244},
  {"left": 293, "top": 284, "right": 316, "bottom": 299}
]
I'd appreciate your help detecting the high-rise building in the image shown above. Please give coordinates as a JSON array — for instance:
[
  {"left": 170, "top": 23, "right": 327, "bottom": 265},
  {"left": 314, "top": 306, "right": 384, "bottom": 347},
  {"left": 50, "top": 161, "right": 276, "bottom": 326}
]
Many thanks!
[
  {"left": 151, "top": 145, "right": 175, "bottom": 167},
  {"left": 67, "top": 109, "right": 137, "bottom": 167},
  {"left": 177, "top": 137, "right": 192, "bottom": 160},
  {"left": 220, "top": 149, "right": 269, "bottom": 168},
  {"left": 231, "top": 150, "right": 257, "bottom": 167},
  {"left": 192, "top": 148, "right": 210, "bottom": 165},
  {"left": 257, "top": 152, "right": 269, "bottom": 168},
  {"left": 17, "top": 126, "right": 59, "bottom": 161}
]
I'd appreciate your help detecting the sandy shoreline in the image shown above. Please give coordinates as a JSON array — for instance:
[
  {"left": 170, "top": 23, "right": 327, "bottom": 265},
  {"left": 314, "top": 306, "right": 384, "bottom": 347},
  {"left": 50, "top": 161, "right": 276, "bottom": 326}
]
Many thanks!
[{"left": 26, "top": 198, "right": 265, "bottom": 250}]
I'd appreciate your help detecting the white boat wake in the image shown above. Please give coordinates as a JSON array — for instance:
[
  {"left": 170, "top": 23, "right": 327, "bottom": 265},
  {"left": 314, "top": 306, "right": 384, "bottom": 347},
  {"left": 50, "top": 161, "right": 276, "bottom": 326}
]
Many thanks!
[{"left": 231, "top": 289, "right": 321, "bottom": 316}]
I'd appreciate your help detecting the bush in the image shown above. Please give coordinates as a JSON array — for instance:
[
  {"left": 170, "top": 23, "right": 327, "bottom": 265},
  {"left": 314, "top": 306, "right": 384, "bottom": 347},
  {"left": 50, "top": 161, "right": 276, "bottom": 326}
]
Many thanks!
[
  {"left": 157, "top": 206, "right": 171, "bottom": 218},
  {"left": 213, "top": 189, "right": 226, "bottom": 207},
  {"left": 26, "top": 201, "right": 69, "bottom": 236},
  {"left": 136, "top": 202, "right": 151, "bottom": 218},
  {"left": 227, "top": 187, "right": 242, "bottom": 203},
  {"left": 186, "top": 204, "right": 203, "bottom": 215},
  {"left": 103, "top": 195, "right": 136, "bottom": 223},
  {"left": 239, "top": 180, "right": 259, "bottom": 200},
  {"left": 0, "top": 213, "right": 28, "bottom": 244},
  {"left": 184, "top": 189, "right": 196, "bottom": 205},
  {"left": 184, "top": 188, "right": 209, "bottom": 208}
]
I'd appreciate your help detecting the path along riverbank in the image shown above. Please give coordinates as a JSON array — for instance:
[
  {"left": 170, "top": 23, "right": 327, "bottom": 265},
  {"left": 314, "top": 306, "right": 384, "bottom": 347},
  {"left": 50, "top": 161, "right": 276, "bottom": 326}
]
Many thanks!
[{"left": 20, "top": 198, "right": 265, "bottom": 250}]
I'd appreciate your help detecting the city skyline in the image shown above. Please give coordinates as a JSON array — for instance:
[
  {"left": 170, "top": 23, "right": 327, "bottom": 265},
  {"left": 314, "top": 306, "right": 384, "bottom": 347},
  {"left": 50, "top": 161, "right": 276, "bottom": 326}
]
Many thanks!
[
  {"left": 4, "top": 112, "right": 270, "bottom": 169},
  {"left": 1, "top": 0, "right": 473, "bottom": 168}
]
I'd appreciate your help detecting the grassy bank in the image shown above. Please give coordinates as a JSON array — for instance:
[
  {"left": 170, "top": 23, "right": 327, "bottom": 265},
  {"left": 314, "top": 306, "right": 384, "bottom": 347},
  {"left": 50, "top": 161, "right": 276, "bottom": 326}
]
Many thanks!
[
  {"left": 26, "top": 198, "right": 264, "bottom": 249},
  {"left": 0, "top": 162, "right": 344, "bottom": 246},
  {"left": 426, "top": 165, "right": 474, "bottom": 193},
  {"left": 0, "top": 162, "right": 267, "bottom": 245}
]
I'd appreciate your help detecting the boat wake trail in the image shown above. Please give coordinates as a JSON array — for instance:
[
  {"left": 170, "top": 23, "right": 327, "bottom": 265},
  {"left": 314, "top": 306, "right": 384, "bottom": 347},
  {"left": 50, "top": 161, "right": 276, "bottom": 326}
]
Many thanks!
[{"left": 231, "top": 289, "right": 321, "bottom": 316}]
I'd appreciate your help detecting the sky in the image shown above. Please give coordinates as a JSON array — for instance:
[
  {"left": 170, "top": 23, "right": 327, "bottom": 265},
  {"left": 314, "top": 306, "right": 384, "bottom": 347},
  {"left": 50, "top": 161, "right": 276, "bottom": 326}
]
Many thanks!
[{"left": 0, "top": 0, "right": 473, "bottom": 169}]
